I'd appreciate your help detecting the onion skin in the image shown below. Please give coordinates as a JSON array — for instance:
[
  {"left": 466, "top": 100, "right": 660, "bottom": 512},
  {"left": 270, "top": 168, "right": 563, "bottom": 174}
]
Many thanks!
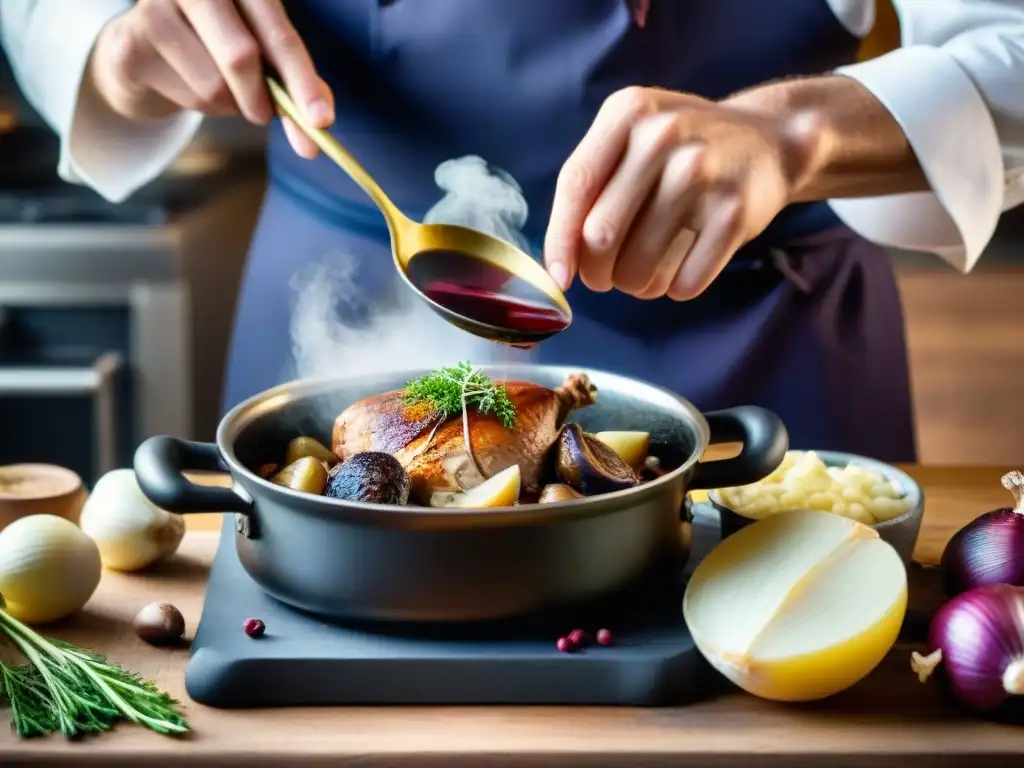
[
  {"left": 911, "top": 584, "right": 1024, "bottom": 712},
  {"left": 941, "top": 507, "right": 1024, "bottom": 596},
  {"left": 941, "top": 471, "right": 1024, "bottom": 597},
  {"left": 555, "top": 424, "right": 640, "bottom": 496},
  {"left": 0, "top": 514, "right": 102, "bottom": 624}
]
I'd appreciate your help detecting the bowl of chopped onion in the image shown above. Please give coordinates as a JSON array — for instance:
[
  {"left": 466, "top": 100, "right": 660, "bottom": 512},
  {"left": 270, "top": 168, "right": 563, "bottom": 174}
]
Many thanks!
[{"left": 707, "top": 450, "right": 924, "bottom": 563}]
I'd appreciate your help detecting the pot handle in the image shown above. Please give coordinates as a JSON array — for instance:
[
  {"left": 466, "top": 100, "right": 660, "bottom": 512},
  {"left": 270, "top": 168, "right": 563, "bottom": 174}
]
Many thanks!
[
  {"left": 689, "top": 406, "right": 788, "bottom": 491},
  {"left": 134, "top": 436, "right": 253, "bottom": 515}
]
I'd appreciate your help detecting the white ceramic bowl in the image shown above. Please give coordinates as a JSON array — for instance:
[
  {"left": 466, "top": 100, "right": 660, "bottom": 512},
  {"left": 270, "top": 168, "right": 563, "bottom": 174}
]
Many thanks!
[{"left": 707, "top": 450, "right": 924, "bottom": 563}]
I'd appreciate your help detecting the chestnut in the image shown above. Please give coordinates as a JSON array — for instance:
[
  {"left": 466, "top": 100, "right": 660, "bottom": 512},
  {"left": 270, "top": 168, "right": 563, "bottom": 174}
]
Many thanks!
[
  {"left": 133, "top": 602, "right": 185, "bottom": 645},
  {"left": 325, "top": 452, "right": 411, "bottom": 505}
]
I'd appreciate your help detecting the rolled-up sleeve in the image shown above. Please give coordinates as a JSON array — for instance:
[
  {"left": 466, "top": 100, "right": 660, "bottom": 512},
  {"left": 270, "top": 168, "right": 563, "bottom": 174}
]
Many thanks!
[
  {"left": 0, "top": 0, "right": 202, "bottom": 202},
  {"left": 829, "top": 0, "right": 1024, "bottom": 273}
]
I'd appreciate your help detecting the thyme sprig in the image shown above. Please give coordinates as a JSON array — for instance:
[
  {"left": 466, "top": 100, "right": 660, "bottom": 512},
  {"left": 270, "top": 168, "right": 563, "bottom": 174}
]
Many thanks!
[
  {"left": 0, "top": 604, "right": 189, "bottom": 739},
  {"left": 404, "top": 362, "right": 516, "bottom": 429}
]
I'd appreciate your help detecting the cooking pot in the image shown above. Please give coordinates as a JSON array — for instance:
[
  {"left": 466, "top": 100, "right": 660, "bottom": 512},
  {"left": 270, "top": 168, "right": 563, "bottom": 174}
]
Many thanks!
[{"left": 134, "top": 365, "right": 787, "bottom": 622}]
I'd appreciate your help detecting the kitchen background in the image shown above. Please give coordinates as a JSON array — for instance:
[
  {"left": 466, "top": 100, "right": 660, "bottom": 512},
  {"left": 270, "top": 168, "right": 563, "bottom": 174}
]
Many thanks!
[{"left": 0, "top": 4, "right": 1021, "bottom": 485}]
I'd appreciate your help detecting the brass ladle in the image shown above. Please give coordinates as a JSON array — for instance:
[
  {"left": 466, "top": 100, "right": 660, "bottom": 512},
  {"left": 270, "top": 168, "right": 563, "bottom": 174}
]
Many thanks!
[{"left": 265, "top": 76, "right": 571, "bottom": 347}]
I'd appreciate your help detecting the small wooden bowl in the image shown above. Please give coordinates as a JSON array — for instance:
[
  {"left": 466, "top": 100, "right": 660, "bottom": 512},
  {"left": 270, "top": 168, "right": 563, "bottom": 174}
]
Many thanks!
[{"left": 0, "top": 464, "right": 87, "bottom": 532}]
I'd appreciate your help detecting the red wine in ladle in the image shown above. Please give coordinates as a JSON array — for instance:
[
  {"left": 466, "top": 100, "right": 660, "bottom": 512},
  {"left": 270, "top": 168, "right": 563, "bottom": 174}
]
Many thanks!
[
  {"left": 423, "top": 282, "right": 567, "bottom": 334},
  {"left": 407, "top": 249, "right": 570, "bottom": 339}
]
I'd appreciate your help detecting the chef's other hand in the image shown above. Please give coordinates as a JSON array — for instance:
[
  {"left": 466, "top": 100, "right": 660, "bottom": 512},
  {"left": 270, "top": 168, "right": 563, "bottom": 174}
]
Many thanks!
[
  {"left": 87, "top": 0, "right": 332, "bottom": 158},
  {"left": 544, "top": 87, "right": 804, "bottom": 301}
]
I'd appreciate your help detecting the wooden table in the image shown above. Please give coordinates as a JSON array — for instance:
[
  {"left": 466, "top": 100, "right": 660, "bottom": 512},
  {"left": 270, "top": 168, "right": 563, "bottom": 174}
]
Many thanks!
[{"left": 3, "top": 466, "right": 1024, "bottom": 766}]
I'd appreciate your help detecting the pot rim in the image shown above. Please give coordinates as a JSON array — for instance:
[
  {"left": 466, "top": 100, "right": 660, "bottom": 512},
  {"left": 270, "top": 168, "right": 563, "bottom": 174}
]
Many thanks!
[{"left": 215, "top": 364, "right": 710, "bottom": 523}]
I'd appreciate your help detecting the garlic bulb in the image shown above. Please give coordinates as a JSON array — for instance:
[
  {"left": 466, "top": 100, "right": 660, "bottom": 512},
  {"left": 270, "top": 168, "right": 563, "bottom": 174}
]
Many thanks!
[
  {"left": 0, "top": 514, "right": 102, "bottom": 623},
  {"left": 79, "top": 469, "right": 185, "bottom": 572},
  {"left": 683, "top": 508, "right": 907, "bottom": 702}
]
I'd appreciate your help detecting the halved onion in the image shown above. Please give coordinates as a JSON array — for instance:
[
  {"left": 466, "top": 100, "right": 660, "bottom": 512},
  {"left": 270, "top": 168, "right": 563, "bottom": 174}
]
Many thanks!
[{"left": 683, "top": 509, "right": 907, "bottom": 701}]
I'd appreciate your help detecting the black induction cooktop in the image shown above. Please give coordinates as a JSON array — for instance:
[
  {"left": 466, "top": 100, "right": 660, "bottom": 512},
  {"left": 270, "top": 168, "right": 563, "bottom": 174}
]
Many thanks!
[{"left": 185, "top": 510, "right": 722, "bottom": 708}]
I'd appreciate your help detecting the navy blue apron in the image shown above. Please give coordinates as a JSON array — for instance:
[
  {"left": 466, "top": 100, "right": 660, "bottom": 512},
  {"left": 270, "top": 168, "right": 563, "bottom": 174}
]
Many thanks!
[{"left": 224, "top": 0, "right": 917, "bottom": 463}]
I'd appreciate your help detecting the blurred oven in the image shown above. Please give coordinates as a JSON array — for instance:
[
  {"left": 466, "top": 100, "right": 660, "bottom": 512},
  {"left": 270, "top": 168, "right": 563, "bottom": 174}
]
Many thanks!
[
  {"left": 0, "top": 54, "right": 264, "bottom": 485},
  {"left": 0, "top": 230, "right": 193, "bottom": 485}
]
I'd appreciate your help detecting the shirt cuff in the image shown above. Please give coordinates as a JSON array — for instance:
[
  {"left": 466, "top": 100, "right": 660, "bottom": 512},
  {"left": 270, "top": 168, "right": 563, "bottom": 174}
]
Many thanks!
[
  {"left": 52, "top": 0, "right": 203, "bottom": 203},
  {"left": 828, "top": 46, "right": 1005, "bottom": 273}
]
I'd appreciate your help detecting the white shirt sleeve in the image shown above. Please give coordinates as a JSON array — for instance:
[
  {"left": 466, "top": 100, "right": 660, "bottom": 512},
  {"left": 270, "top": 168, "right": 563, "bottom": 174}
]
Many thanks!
[
  {"left": 829, "top": 0, "right": 1024, "bottom": 273},
  {"left": 0, "top": 0, "right": 203, "bottom": 203}
]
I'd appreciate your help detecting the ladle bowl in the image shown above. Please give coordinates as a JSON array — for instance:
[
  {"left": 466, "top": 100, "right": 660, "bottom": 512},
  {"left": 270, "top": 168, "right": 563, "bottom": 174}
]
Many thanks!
[{"left": 266, "top": 77, "right": 571, "bottom": 347}]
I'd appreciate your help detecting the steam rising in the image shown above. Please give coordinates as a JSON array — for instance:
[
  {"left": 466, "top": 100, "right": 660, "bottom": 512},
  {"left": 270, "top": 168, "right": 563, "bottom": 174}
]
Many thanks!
[
  {"left": 288, "top": 156, "right": 536, "bottom": 383},
  {"left": 424, "top": 156, "right": 532, "bottom": 253}
]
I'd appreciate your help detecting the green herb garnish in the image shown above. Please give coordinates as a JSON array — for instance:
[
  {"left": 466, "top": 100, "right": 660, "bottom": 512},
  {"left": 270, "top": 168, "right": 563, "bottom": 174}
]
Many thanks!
[
  {"left": 0, "top": 604, "right": 188, "bottom": 739},
  {"left": 404, "top": 361, "right": 516, "bottom": 429}
]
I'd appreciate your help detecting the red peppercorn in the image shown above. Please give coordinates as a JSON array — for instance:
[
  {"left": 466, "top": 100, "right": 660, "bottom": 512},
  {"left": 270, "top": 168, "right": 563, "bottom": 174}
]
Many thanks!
[
  {"left": 596, "top": 628, "right": 613, "bottom": 646},
  {"left": 568, "top": 628, "right": 588, "bottom": 647},
  {"left": 556, "top": 636, "right": 575, "bottom": 653},
  {"left": 243, "top": 618, "right": 266, "bottom": 638}
]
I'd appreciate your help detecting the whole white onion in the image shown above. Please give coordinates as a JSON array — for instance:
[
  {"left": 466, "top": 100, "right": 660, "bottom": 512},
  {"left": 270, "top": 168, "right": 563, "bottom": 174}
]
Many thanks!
[
  {"left": 0, "top": 514, "right": 102, "bottom": 623},
  {"left": 79, "top": 469, "right": 185, "bottom": 572}
]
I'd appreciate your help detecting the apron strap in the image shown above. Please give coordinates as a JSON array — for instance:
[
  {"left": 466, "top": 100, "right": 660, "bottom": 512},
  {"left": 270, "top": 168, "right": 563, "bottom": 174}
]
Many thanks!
[{"left": 770, "top": 248, "right": 813, "bottom": 294}]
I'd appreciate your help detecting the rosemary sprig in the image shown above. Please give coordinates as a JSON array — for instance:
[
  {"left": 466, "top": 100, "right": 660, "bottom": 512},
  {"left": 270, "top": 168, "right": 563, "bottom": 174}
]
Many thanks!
[
  {"left": 0, "top": 604, "right": 189, "bottom": 739},
  {"left": 404, "top": 362, "right": 516, "bottom": 429}
]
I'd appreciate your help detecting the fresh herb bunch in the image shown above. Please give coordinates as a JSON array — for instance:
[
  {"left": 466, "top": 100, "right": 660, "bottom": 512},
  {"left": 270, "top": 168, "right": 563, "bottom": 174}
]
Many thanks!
[
  {"left": 404, "top": 361, "right": 516, "bottom": 429},
  {"left": 0, "top": 603, "right": 189, "bottom": 739}
]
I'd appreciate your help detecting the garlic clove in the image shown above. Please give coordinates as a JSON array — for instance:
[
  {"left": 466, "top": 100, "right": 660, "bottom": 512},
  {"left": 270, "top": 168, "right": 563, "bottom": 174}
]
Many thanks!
[
  {"left": 684, "top": 509, "right": 906, "bottom": 702},
  {"left": 79, "top": 470, "right": 185, "bottom": 572}
]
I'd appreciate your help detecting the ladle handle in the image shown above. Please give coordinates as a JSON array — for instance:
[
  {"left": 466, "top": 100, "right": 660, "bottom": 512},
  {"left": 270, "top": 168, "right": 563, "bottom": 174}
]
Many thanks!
[{"left": 264, "top": 74, "right": 405, "bottom": 227}]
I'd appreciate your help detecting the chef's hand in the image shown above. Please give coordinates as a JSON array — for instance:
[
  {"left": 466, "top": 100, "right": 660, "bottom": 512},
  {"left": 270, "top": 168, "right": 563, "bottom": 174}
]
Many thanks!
[
  {"left": 543, "top": 87, "right": 804, "bottom": 301},
  {"left": 87, "top": 0, "right": 332, "bottom": 158}
]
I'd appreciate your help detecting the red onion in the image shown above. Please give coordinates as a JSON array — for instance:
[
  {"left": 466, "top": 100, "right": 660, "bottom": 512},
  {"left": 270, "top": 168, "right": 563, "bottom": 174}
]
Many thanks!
[
  {"left": 911, "top": 584, "right": 1024, "bottom": 711},
  {"left": 940, "top": 470, "right": 1024, "bottom": 597}
]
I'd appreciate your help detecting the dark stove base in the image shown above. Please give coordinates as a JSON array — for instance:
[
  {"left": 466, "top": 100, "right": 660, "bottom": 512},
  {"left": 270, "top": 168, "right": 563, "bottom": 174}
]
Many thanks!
[{"left": 186, "top": 516, "right": 716, "bottom": 708}]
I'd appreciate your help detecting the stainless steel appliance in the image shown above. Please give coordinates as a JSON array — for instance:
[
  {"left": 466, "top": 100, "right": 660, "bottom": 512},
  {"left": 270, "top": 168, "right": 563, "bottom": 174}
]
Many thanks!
[{"left": 0, "top": 49, "right": 265, "bottom": 484}]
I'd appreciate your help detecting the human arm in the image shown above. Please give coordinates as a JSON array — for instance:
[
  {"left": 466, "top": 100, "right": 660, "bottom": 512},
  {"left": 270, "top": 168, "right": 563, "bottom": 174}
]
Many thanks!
[
  {"left": 827, "top": 0, "right": 1024, "bottom": 274},
  {"left": 0, "top": 0, "right": 333, "bottom": 203},
  {"left": 543, "top": 0, "right": 1024, "bottom": 298},
  {"left": 0, "top": 0, "right": 198, "bottom": 203}
]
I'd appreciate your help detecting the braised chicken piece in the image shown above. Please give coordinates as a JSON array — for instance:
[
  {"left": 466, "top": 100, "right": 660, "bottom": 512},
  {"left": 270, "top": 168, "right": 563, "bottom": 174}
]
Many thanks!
[{"left": 331, "top": 373, "right": 596, "bottom": 501}]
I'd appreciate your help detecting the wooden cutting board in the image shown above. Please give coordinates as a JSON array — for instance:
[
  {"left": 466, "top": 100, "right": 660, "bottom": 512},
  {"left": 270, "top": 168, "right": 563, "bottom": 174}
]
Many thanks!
[{"left": 2, "top": 465, "right": 1023, "bottom": 767}]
